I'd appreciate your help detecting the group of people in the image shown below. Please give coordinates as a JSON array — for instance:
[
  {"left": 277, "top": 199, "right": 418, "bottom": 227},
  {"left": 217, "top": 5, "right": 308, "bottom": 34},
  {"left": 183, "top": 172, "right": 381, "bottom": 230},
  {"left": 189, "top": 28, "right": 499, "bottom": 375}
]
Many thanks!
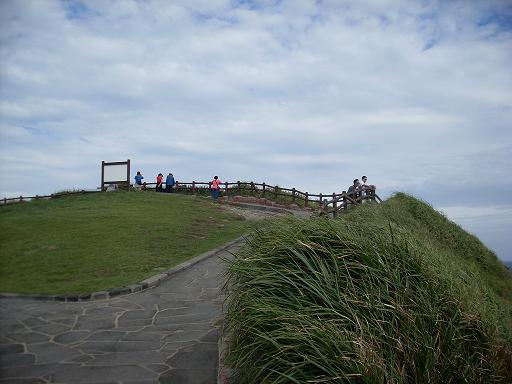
[
  {"left": 133, "top": 171, "right": 222, "bottom": 200},
  {"left": 347, "top": 175, "right": 376, "bottom": 199},
  {"left": 133, "top": 171, "right": 176, "bottom": 193},
  {"left": 133, "top": 171, "right": 374, "bottom": 202}
]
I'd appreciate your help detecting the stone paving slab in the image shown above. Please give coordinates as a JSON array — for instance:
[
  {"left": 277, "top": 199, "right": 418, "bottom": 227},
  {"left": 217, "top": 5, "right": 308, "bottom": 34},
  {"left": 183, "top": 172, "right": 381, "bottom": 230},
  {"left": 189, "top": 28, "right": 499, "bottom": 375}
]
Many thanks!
[{"left": 0, "top": 240, "right": 244, "bottom": 383}]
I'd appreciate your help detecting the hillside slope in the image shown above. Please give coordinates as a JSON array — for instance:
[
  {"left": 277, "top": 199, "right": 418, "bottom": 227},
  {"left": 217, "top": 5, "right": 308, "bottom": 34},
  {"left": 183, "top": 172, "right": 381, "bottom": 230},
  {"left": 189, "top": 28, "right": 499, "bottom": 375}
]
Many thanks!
[
  {"left": 0, "top": 192, "right": 251, "bottom": 294},
  {"left": 224, "top": 193, "right": 512, "bottom": 383}
]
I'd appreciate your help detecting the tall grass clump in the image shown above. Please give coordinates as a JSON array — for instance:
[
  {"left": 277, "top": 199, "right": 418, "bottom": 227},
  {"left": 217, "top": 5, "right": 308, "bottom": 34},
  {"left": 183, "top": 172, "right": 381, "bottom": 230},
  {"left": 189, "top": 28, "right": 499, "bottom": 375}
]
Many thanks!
[{"left": 224, "top": 193, "right": 512, "bottom": 383}]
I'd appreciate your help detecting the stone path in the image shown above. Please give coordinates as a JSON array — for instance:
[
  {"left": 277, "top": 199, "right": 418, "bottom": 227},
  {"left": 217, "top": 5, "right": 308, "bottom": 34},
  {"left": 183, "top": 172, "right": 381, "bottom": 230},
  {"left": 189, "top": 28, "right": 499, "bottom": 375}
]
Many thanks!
[{"left": 0, "top": 241, "right": 243, "bottom": 384}]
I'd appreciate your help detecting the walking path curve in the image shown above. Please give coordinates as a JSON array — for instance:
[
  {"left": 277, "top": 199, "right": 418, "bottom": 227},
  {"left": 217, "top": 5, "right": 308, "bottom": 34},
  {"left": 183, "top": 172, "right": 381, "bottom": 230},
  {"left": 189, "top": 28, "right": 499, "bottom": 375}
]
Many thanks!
[{"left": 0, "top": 240, "right": 244, "bottom": 384}]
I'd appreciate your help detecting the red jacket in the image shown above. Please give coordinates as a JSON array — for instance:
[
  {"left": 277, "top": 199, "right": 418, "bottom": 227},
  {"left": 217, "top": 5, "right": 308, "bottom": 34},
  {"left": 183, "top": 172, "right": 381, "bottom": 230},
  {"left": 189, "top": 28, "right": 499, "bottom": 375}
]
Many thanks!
[{"left": 211, "top": 179, "right": 221, "bottom": 189}]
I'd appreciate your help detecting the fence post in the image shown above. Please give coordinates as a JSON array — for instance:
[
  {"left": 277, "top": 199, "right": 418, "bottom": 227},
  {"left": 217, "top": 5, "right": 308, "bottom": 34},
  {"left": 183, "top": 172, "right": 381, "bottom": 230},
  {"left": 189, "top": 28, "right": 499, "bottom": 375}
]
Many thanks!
[
  {"left": 274, "top": 186, "right": 278, "bottom": 200},
  {"left": 127, "top": 159, "right": 131, "bottom": 192},
  {"left": 292, "top": 188, "right": 296, "bottom": 203},
  {"left": 305, "top": 192, "right": 308, "bottom": 207},
  {"left": 101, "top": 161, "right": 105, "bottom": 192},
  {"left": 192, "top": 181, "right": 196, "bottom": 195},
  {"left": 262, "top": 182, "right": 266, "bottom": 198},
  {"left": 332, "top": 193, "right": 337, "bottom": 218},
  {"left": 237, "top": 181, "right": 241, "bottom": 195},
  {"left": 251, "top": 182, "right": 255, "bottom": 196},
  {"left": 225, "top": 182, "right": 228, "bottom": 196},
  {"left": 343, "top": 191, "right": 348, "bottom": 211}
]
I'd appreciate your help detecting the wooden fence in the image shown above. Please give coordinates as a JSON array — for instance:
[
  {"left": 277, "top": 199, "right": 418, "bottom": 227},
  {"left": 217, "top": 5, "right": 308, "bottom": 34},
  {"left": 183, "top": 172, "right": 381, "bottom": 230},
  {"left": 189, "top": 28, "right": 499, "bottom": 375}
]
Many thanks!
[
  {"left": 0, "top": 190, "right": 99, "bottom": 205},
  {"left": 1, "top": 181, "right": 381, "bottom": 217},
  {"left": 142, "top": 180, "right": 381, "bottom": 216}
]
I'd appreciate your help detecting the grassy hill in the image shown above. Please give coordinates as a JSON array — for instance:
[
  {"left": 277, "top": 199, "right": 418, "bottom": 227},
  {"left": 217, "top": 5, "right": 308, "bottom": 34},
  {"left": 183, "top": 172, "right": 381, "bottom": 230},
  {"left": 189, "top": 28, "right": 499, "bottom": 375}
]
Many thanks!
[
  {"left": 0, "top": 191, "right": 252, "bottom": 294},
  {"left": 224, "top": 193, "right": 512, "bottom": 383}
]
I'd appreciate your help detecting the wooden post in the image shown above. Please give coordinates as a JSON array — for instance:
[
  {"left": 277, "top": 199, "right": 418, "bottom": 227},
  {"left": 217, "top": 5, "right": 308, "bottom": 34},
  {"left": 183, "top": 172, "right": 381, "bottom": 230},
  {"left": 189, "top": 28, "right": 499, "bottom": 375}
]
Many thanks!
[
  {"left": 237, "top": 181, "right": 241, "bottom": 195},
  {"left": 192, "top": 181, "right": 196, "bottom": 195},
  {"left": 332, "top": 193, "right": 337, "bottom": 218},
  {"left": 305, "top": 192, "right": 308, "bottom": 207},
  {"left": 175, "top": 181, "right": 179, "bottom": 192},
  {"left": 319, "top": 193, "right": 323, "bottom": 205},
  {"left": 101, "top": 161, "right": 105, "bottom": 192},
  {"left": 274, "top": 185, "right": 278, "bottom": 200},
  {"left": 292, "top": 188, "right": 296, "bottom": 203},
  {"left": 262, "top": 182, "right": 266, "bottom": 198},
  {"left": 343, "top": 191, "right": 348, "bottom": 211},
  {"left": 127, "top": 159, "right": 131, "bottom": 191},
  {"left": 225, "top": 182, "right": 228, "bottom": 196},
  {"left": 251, "top": 182, "right": 255, "bottom": 196}
]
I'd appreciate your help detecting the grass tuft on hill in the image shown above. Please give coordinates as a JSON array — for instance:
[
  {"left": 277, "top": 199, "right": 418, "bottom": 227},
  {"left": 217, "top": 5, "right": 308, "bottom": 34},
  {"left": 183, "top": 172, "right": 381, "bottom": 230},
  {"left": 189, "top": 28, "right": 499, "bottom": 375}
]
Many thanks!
[
  {"left": 0, "top": 191, "right": 252, "bottom": 294},
  {"left": 224, "top": 192, "right": 512, "bottom": 383}
]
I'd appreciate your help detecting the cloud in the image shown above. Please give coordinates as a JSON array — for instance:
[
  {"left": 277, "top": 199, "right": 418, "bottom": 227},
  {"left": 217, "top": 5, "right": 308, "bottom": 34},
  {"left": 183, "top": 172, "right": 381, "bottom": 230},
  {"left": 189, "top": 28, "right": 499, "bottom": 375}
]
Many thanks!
[{"left": 1, "top": 0, "right": 512, "bottom": 259}]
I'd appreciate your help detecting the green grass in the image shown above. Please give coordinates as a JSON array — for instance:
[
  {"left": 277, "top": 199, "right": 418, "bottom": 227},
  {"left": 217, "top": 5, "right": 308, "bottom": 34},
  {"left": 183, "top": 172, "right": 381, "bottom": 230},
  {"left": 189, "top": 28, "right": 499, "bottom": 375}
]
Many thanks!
[
  {"left": 224, "top": 193, "right": 512, "bottom": 383},
  {"left": 0, "top": 191, "right": 253, "bottom": 294}
]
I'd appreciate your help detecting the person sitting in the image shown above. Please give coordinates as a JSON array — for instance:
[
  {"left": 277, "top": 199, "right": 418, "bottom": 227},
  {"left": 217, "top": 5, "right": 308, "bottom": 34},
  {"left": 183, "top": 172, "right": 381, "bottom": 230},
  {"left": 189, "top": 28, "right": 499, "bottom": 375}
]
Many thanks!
[
  {"left": 165, "top": 173, "right": 175, "bottom": 193},
  {"left": 347, "top": 179, "right": 361, "bottom": 202},
  {"left": 134, "top": 171, "right": 144, "bottom": 191},
  {"left": 156, "top": 173, "right": 164, "bottom": 192},
  {"left": 360, "top": 175, "right": 376, "bottom": 199}
]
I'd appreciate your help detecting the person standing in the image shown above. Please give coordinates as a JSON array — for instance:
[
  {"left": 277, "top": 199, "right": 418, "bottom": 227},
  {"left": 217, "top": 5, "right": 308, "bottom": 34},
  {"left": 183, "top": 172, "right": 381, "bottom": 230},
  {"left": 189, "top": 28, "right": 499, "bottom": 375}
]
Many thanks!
[
  {"left": 156, "top": 173, "right": 164, "bottom": 192},
  {"left": 134, "top": 171, "right": 144, "bottom": 191},
  {"left": 165, "top": 173, "right": 175, "bottom": 193},
  {"left": 210, "top": 175, "right": 221, "bottom": 200}
]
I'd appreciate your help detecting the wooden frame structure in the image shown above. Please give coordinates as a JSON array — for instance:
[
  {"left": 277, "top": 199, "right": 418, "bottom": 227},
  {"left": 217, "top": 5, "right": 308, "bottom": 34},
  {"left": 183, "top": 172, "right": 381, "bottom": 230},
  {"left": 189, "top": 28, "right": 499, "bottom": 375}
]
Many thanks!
[{"left": 101, "top": 159, "right": 131, "bottom": 192}]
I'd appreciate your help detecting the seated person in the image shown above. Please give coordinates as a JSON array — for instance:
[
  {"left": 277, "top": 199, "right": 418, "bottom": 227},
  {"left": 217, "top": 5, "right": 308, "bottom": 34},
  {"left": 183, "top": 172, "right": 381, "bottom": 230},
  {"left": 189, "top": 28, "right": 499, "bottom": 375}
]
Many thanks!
[
  {"left": 134, "top": 171, "right": 144, "bottom": 191},
  {"left": 347, "top": 179, "right": 360, "bottom": 201}
]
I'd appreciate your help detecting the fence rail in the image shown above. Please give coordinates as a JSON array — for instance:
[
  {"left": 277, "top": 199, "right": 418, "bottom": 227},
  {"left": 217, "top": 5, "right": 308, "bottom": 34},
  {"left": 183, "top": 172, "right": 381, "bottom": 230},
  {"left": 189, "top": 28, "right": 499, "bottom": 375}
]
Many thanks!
[
  {"left": 0, "top": 190, "right": 99, "bottom": 205},
  {"left": 1, "top": 181, "right": 381, "bottom": 217}
]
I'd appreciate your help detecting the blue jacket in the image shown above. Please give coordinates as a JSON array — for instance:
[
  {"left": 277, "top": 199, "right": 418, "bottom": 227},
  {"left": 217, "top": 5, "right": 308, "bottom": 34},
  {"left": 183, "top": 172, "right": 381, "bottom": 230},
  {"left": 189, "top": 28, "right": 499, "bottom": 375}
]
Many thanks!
[
  {"left": 134, "top": 175, "right": 144, "bottom": 185},
  {"left": 166, "top": 175, "right": 175, "bottom": 186}
]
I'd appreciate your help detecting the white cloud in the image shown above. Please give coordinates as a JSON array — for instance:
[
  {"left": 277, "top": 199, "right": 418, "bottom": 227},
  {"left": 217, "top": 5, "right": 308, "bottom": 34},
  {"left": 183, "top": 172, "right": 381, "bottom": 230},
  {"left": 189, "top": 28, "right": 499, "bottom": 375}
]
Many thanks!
[{"left": 1, "top": 0, "right": 511, "bottom": 259}]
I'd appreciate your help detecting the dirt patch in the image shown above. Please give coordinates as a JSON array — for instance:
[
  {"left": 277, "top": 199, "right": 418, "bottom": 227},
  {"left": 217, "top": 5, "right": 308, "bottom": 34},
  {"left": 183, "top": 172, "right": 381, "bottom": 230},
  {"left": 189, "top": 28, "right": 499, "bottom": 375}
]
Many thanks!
[{"left": 220, "top": 205, "right": 291, "bottom": 221}]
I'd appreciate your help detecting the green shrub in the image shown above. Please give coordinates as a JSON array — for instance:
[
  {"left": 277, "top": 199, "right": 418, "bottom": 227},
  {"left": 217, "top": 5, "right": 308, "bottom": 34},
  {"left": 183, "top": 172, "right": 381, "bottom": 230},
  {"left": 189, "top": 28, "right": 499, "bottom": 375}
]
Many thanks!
[{"left": 224, "top": 193, "right": 512, "bottom": 383}]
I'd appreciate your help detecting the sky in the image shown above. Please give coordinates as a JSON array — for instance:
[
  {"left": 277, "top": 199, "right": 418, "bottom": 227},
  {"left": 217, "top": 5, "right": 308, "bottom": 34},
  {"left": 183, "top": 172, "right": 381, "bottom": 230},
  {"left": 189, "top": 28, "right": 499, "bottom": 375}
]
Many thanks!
[{"left": 1, "top": 0, "right": 511, "bottom": 261}]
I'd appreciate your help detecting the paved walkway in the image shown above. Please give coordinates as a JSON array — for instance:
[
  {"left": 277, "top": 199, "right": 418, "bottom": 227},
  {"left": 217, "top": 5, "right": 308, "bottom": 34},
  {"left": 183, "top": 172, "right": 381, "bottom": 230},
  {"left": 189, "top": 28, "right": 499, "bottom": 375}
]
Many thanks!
[{"left": 0, "top": 241, "right": 243, "bottom": 384}]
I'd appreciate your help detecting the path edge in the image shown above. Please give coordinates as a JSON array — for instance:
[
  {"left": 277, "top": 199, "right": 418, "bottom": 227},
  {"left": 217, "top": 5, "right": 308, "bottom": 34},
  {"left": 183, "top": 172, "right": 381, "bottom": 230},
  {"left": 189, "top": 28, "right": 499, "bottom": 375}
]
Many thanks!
[{"left": 0, "top": 235, "right": 246, "bottom": 303}]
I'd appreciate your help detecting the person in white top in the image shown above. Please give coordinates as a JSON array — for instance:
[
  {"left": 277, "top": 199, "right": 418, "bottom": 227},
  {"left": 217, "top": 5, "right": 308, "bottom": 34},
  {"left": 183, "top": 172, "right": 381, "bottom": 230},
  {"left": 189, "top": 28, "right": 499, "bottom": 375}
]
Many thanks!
[{"left": 360, "top": 176, "right": 376, "bottom": 200}]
